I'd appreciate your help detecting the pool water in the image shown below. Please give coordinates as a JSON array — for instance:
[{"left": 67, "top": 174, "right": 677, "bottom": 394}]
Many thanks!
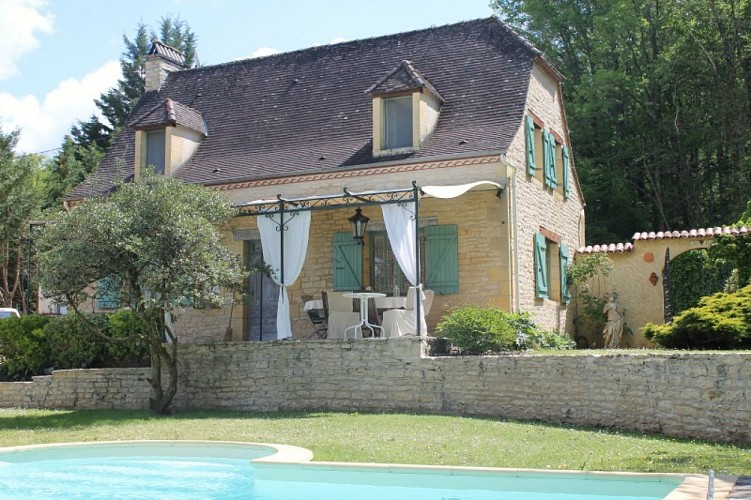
[{"left": 0, "top": 442, "right": 683, "bottom": 499}]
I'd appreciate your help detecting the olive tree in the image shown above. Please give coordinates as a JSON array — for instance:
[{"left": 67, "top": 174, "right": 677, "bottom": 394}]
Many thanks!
[{"left": 37, "top": 175, "right": 246, "bottom": 413}]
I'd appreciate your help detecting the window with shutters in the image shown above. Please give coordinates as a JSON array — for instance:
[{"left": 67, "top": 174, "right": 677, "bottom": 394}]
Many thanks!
[
  {"left": 365, "top": 224, "right": 459, "bottom": 295},
  {"left": 97, "top": 277, "right": 121, "bottom": 309},
  {"left": 535, "top": 233, "right": 570, "bottom": 303}
]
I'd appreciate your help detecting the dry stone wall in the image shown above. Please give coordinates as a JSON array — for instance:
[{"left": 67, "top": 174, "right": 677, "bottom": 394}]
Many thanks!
[{"left": 1, "top": 341, "right": 748, "bottom": 443}]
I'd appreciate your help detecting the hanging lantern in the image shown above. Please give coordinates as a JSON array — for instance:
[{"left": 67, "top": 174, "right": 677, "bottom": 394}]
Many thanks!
[{"left": 348, "top": 208, "right": 370, "bottom": 244}]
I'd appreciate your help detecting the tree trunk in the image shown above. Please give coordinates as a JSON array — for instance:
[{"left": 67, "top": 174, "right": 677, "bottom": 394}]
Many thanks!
[{"left": 146, "top": 313, "right": 179, "bottom": 414}]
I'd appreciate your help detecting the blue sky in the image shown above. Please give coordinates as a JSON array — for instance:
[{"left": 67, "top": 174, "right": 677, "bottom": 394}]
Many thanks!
[{"left": 0, "top": 0, "right": 495, "bottom": 155}]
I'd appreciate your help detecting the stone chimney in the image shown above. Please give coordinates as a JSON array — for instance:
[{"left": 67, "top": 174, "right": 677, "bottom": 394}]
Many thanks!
[{"left": 144, "top": 39, "right": 187, "bottom": 92}]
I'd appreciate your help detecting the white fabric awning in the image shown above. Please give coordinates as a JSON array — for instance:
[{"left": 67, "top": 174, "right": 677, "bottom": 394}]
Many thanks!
[{"left": 421, "top": 180, "right": 502, "bottom": 199}]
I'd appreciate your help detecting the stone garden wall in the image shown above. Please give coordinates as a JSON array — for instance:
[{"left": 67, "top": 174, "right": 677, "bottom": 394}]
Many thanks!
[{"left": 1, "top": 339, "right": 748, "bottom": 443}]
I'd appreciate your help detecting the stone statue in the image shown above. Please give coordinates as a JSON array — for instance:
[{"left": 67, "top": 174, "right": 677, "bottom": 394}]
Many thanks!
[{"left": 602, "top": 295, "right": 624, "bottom": 348}]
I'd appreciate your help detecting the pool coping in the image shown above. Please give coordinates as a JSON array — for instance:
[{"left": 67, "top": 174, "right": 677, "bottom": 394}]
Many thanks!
[{"left": 0, "top": 440, "right": 736, "bottom": 499}]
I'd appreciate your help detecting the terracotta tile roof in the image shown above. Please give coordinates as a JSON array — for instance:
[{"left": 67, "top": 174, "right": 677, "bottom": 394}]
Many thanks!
[
  {"left": 133, "top": 98, "right": 207, "bottom": 136},
  {"left": 149, "top": 39, "right": 186, "bottom": 66},
  {"left": 68, "top": 17, "right": 545, "bottom": 200},
  {"left": 577, "top": 226, "right": 750, "bottom": 254},
  {"left": 577, "top": 243, "right": 634, "bottom": 254},
  {"left": 632, "top": 226, "right": 750, "bottom": 240}
]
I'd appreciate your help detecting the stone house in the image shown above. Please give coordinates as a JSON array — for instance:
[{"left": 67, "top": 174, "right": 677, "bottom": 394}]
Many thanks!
[{"left": 66, "top": 17, "right": 585, "bottom": 342}]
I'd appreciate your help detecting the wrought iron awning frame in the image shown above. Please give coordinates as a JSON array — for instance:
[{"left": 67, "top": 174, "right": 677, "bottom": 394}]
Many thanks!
[
  {"left": 234, "top": 184, "right": 419, "bottom": 217},
  {"left": 234, "top": 182, "right": 424, "bottom": 337}
]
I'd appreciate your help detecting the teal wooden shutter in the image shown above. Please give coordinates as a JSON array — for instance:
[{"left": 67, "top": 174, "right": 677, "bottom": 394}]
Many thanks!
[
  {"left": 525, "top": 115, "right": 536, "bottom": 176},
  {"left": 562, "top": 145, "right": 570, "bottom": 199},
  {"left": 559, "top": 244, "right": 571, "bottom": 303},
  {"left": 549, "top": 133, "right": 558, "bottom": 189},
  {"left": 534, "top": 233, "right": 548, "bottom": 298},
  {"left": 543, "top": 131, "right": 558, "bottom": 189},
  {"left": 333, "top": 232, "right": 362, "bottom": 291},
  {"left": 97, "top": 277, "right": 120, "bottom": 309},
  {"left": 425, "top": 224, "right": 459, "bottom": 294}
]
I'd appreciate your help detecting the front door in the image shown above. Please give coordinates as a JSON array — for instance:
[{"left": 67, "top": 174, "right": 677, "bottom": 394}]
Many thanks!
[{"left": 246, "top": 240, "right": 279, "bottom": 340}]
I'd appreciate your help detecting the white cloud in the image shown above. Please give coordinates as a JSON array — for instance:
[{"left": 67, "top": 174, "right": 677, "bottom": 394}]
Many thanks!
[
  {"left": 0, "top": 61, "right": 121, "bottom": 154},
  {"left": 312, "top": 37, "right": 349, "bottom": 47},
  {"left": 0, "top": 0, "right": 54, "bottom": 81},
  {"left": 250, "top": 47, "right": 280, "bottom": 58}
]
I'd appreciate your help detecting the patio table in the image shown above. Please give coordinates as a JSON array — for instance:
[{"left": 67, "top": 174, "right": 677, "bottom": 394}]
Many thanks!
[{"left": 343, "top": 292, "right": 386, "bottom": 339}]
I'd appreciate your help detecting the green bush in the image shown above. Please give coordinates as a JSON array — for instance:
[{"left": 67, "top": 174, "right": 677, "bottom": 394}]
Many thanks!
[
  {"left": 0, "top": 312, "right": 149, "bottom": 381},
  {"left": 0, "top": 315, "right": 51, "bottom": 381},
  {"left": 643, "top": 285, "right": 751, "bottom": 349},
  {"left": 43, "top": 314, "right": 109, "bottom": 369},
  {"left": 436, "top": 305, "right": 568, "bottom": 354},
  {"left": 107, "top": 310, "right": 150, "bottom": 367}
]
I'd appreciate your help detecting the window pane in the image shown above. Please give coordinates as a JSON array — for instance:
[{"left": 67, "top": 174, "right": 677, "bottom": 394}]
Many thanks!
[
  {"left": 146, "top": 130, "right": 166, "bottom": 174},
  {"left": 370, "top": 231, "right": 425, "bottom": 294},
  {"left": 384, "top": 96, "right": 412, "bottom": 149}
]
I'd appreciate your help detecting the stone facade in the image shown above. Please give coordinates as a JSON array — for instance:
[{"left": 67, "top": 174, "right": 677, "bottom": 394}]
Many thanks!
[
  {"left": 2, "top": 341, "right": 748, "bottom": 443},
  {"left": 172, "top": 59, "right": 585, "bottom": 342}
]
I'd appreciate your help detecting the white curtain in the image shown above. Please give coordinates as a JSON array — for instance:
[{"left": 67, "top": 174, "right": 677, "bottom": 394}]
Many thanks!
[
  {"left": 257, "top": 210, "right": 311, "bottom": 339},
  {"left": 382, "top": 203, "right": 426, "bottom": 335},
  {"left": 382, "top": 203, "right": 417, "bottom": 285}
]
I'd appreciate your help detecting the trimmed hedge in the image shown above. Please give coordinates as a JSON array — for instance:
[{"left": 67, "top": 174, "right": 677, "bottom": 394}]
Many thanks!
[
  {"left": 0, "top": 311, "right": 149, "bottom": 381},
  {"left": 643, "top": 285, "right": 751, "bottom": 349}
]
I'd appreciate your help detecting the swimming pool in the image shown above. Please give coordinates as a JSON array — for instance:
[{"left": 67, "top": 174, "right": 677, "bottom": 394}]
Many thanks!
[{"left": 0, "top": 441, "right": 691, "bottom": 499}]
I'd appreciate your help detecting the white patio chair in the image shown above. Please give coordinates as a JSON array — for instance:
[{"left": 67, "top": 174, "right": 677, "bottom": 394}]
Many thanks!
[
  {"left": 324, "top": 291, "right": 361, "bottom": 339},
  {"left": 382, "top": 288, "right": 434, "bottom": 338}
]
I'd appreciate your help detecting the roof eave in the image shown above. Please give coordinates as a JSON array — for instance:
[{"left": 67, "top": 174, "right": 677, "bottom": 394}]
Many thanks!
[{"left": 200, "top": 149, "right": 506, "bottom": 188}]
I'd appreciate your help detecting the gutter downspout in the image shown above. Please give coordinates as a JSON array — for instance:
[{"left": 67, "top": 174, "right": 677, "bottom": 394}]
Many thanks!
[{"left": 509, "top": 157, "right": 521, "bottom": 313}]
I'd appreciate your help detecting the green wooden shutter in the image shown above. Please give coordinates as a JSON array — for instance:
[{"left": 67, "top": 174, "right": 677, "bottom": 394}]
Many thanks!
[
  {"left": 543, "top": 131, "right": 558, "bottom": 189},
  {"left": 333, "top": 232, "right": 362, "bottom": 291},
  {"left": 560, "top": 244, "right": 571, "bottom": 304},
  {"left": 525, "top": 115, "right": 536, "bottom": 176},
  {"left": 542, "top": 131, "right": 551, "bottom": 187},
  {"left": 425, "top": 224, "right": 459, "bottom": 294},
  {"left": 534, "top": 233, "right": 548, "bottom": 298},
  {"left": 562, "top": 145, "right": 570, "bottom": 199},
  {"left": 97, "top": 277, "right": 120, "bottom": 309},
  {"left": 549, "top": 133, "right": 558, "bottom": 189}
]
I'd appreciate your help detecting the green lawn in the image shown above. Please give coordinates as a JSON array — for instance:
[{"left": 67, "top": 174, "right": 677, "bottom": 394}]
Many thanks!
[{"left": 0, "top": 409, "right": 748, "bottom": 475}]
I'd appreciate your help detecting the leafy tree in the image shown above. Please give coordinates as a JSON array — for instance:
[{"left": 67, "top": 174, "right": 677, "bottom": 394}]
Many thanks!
[
  {"left": 37, "top": 175, "right": 246, "bottom": 413},
  {"left": 0, "top": 126, "right": 42, "bottom": 310},
  {"left": 492, "top": 0, "right": 751, "bottom": 241},
  {"left": 708, "top": 198, "right": 751, "bottom": 289},
  {"left": 92, "top": 16, "right": 198, "bottom": 139},
  {"left": 43, "top": 17, "right": 198, "bottom": 210}
]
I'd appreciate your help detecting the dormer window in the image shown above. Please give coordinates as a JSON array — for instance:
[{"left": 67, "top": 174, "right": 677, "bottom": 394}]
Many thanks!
[
  {"left": 133, "top": 98, "right": 207, "bottom": 178},
  {"left": 383, "top": 95, "right": 413, "bottom": 150},
  {"left": 145, "top": 130, "right": 166, "bottom": 174},
  {"left": 367, "top": 60, "right": 443, "bottom": 157}
]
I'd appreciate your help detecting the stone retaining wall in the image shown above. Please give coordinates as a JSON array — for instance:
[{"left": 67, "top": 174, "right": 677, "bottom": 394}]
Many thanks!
[{"left": 1, "top": 340, "right": 748, "bottom": 443}]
